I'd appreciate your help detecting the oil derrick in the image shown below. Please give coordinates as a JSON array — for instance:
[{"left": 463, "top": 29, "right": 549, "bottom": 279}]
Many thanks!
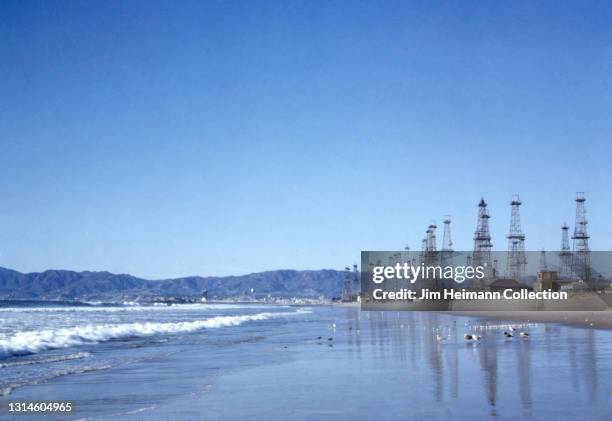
[
  {"left": 425, "top": 223, "right": 437, "bottom": 265},
  {"left": 408, "top": 244, "right": 417, "bottom": 267},
  {"left": 506, "top": 195, "right": 526, "bottom": 280},
  {"left": 352, "top": 263, "right": 360, "bottom": 297},
  {"left": 441, "top": 216, "right": 453, "bottom": 267},
  {"left": 442, "top": 216, "right": 453, "bottom": 251},
  {"left": 341, "top": 265, "right": 352, "bottom": 302},
  {"left": 558, "top": 223, "right": 572, "bottom": 278},
  {"left": 473, "top": 198, "right": 493, "bottom": 287},
  {"left": 420, "top": 236, "right": 428, "bottom": 264},
  {"left": 393, "top": 252, "right": 401, "bottom": 263},
  {"left": 426, "top": 223, "right": 437, "bottom": 251},
  {"left": 571, "top": 192, "right": 591, "bottom": 281},
  {"left": 539, "top": 249, "right": 547, "bottom": 271},
  {"left": 424, "top": 222, "right": 440, "bottom": 287},
  {"left": 402, "top": 245, "right": 411, "bottom": 264}
]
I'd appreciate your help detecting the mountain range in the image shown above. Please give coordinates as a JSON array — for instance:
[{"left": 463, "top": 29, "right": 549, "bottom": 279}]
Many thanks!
[{"left": 0, "top": 267, "right": 349, "bottom": 301}]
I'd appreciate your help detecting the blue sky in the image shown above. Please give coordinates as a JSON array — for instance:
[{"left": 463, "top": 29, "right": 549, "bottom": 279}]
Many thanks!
[{"left": 1, "top": 1, "right": 611, "bottom": 278}]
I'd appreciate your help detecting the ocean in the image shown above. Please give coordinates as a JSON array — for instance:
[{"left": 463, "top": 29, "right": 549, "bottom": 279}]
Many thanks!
[{"left": 0, "top": 302, "right": 610, "bottom": 420}]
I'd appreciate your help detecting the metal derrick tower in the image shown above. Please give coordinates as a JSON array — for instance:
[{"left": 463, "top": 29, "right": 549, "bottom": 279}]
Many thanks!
[
  {"left": 352, "top": 263, "right": 360, "bottom": 295},
  {"left": 420, "top": 237, "right": 427, "bottom": 265},
  {"left": 473, "top": 199, "right": 493, "bottom": 287},
  {"left": 401, "top": 245, "right": 410, "bottom": 265},
  {"left": 441, "top": 216, "right": 453, "bottom": 267},
  {"left": 426, "top": 223, "right": 437, "bottom": 252},
  {"left": 506, "top": 195, "right": 527, "bottom": 280},
  {"left": 423, "top": 223, "right": 437, "bottom": 266},
  {"left": 572, "top": 192, "right": 591, "bottom": 281},
  {"left": 442, "top": 216, "right": 453, "bottom": 252},
  {"left": 539, "top": 249, "right": 547, "bottom": 271},
  {"left": 558, "top": 222, "right": 572, "bottom": 278},
  {"left": 341, "top": 265, "right": 352, "bottom": 302}
]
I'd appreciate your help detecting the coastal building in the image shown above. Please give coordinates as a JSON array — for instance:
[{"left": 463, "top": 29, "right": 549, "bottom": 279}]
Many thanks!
[{"left": 535, "top": 270, "right": 560, "bottom": 292}]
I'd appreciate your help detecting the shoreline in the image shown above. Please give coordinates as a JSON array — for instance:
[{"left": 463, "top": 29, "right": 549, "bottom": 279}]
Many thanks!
[
  {"left": 339, "top": 301, "right": 612, "bottom": 330},
  {"left": 3, "top": 299, "right": 610, "bottom": 330},
  {"left": 449, "top": 310, "right": 612, "bottom": 330}
]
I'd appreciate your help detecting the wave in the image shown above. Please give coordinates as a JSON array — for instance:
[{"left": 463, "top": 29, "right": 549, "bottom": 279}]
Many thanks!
[
  {"left": 0, "top": 351, "right": 90, "bottom": 368},
  {"left": 0, "top": 310, "right": 308, "bottom": 358},
  {"left": 0, "top": 362, "right": 114, "bottom": 396}
]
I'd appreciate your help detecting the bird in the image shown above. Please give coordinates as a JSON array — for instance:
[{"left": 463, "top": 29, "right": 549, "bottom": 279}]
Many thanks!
[
  {"left": 436, "top": 334, "right": 446, "bottom": 342},
  {"left": 316, "top": 336, "right": 322, "bottom": 340},
  {"left": 328, "top": 337, "right": 334, "bottom": 341},
  {"left": 503, "top": 331, "right": 514, "bottom": 338},
  {"left": 508, "top": 325, "right": 517, "bottom": 332},
  {"left": 519, "top": 332, "right": 530, "bottom": 338},
  {"left": 464, "top": 333, "right": 481, "bottom": 341}
]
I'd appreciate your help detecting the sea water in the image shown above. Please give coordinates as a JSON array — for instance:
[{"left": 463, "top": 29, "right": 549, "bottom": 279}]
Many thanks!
[{"left": 0, "top": 303, "right": 610, "bottom": 420}]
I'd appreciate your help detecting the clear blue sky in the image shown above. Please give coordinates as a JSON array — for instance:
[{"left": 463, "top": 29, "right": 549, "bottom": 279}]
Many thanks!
[{"left": 1, "top": 1, "right": 611, "bottom": 278}]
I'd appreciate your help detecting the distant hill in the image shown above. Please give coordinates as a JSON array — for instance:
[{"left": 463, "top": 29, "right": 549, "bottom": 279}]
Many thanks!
[{"left": 0, "top": 267, "right": 348, "bottom": 300}]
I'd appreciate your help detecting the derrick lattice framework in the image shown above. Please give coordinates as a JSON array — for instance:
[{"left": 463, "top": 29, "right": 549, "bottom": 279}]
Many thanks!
[
  {"left": 572, "top": 192, "right": 591, "bottom": 281},
  {"left": 341, "top": 265, "right": 352, "bottom": 302},
  {"left": 506, "top": 195, "right": 527, "bottom": 280},
  {"left": 442, "top": 216, "right": 453, "bottom": 252},
  {"left": 424, "top": 223, "right": 437, "bottom": 266},
  {"left": 559, "top": 223, "right": 572, "bottom": 278},
  {"left": 352, "top": 264, "right": 360, "bottom": 295},
  {"left": 420, "top": 237, "right": 427, "bottom": 265},
  {"left": 473, "top": 199, "right": 493, "bottom": 287},
  {"left": 441, "top": 216, "right": 453, "bottom": 267},
  {"left": 426, "top": 223, "right": 437, "bottom": 252},
  {"left": 539, "top": 249, "right": 547, "bottom": 271}
]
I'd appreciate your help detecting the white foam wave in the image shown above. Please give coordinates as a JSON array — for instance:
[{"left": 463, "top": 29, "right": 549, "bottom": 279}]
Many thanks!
[{"left": 0, "top": 310, "right": 308, "bottom": 357}]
